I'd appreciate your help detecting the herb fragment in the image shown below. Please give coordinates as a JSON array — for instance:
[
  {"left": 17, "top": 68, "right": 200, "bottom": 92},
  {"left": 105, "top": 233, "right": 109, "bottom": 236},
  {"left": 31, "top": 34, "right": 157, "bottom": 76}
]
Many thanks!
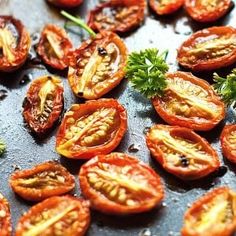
[{"left": 0, "top": 139, "right": 6, "bottom": 156}]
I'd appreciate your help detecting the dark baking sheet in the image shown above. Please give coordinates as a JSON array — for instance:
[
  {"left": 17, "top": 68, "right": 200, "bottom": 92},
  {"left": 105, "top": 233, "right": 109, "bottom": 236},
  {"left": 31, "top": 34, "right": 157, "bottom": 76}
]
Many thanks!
[{"left": 0, "top": 0, "right": 236, "bottom": 235}]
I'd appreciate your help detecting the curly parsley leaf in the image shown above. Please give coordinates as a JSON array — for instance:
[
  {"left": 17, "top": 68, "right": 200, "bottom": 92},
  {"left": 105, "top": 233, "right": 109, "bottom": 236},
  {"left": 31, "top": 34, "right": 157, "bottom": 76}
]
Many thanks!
[{"left": 0, "top": 139, "right": 6, "bottom": 156}]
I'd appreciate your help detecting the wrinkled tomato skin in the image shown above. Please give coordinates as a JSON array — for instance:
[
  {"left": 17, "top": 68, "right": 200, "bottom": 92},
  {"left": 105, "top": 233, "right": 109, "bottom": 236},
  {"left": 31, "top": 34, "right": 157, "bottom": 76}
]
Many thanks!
[
  {"left": 79, "top": 152, "right": 164, "bottom": 215},
  {"left": 221, "top": 124, "right": 236, "bottom": 163},
  {"left": 177, "top": 26, "right": 236, "bottom": 71},
  {"left": 152, "top": 72, "right": 225, "bottom": 131},
  {"left": 56, "top": 99, "right": 127, "bottom": 159},
  {"left": 47, "top": 0, "right": 83, "bottom": 8},
  {"left": 9, "top": 161, "right": 75, "bottom": 201},
  {"left": 149, "top": 0, "right": 184, "bottom": 15},
  {"left": 185, "top": 0, "right": 231, "bottom": 22},
  {"left": 0, "top": 193, "right": 11, "bottom": 236},
  {"left": 88, "top": 0, "right": 146, "bottom": 34},
  {"left": 146, "top": 125, "right": 220, "bottom": 180},
  {"left": 0, "top": 16, "right": 31, "bottom": 72},
  {"left": 37, "top": 24, "right": 73, "bottom": 70},
  {"left": 15, "top": 196, "right": 90, "bottom": 236}
]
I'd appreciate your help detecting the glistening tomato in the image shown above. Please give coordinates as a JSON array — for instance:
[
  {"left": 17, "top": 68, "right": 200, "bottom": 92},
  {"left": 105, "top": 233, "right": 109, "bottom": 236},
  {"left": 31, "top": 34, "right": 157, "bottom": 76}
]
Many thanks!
[
  {"left": 9, "top": 161, "right": 75, "bottom": 201},
  {"left": 23, "top": 75, "right": 64, "bottom": 134},
  {"left": 15, "top": 196, "right": 90, "bottom": 236},
  {"left": 47, "top": 0, "right": 83, "bottom": 8},
  {"left": 0, "top": 16, "right": 30, "bottom": 72},
  {"left": 88, "top": 0, "right": 146, "bottom": 34},
  {"left": 220, "top": 124, "right": 236, "bottom": 163},
  {"left": 0, "top": 193, "right": 11, "bottom": 236},
  {"left": 185, "top": 0, "right": 231, "bottom": 22},
  {"left": 177, "top": 26, "right": 236, "bottom": 71},
  {"left": 56, "top": 99, "right": 127, "bottom": 159},
  {"left": 152, "top": 72, "right": 225, "bottom": 131},
  {"left": 68, "top": 31, "right": 127, "bottom": 99},
  {"left": 146, "top": 125, "right": 220, "bottom": 180},
  {"left": 79, "top": 152, "right": 164, "bottom": 215},
  {"left": 37, "top": 24, "right": 73, "bottom": 70},
  {"left": 181, "top": 187, "right": 236, "bottom": 236}
]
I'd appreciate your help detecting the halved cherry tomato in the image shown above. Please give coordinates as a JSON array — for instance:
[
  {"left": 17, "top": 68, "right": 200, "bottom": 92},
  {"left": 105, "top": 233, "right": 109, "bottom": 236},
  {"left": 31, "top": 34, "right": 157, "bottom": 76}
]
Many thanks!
[
  {"left": 68, "top": 31, "right": 127, "bottom": 100},
  {"left": 88, "top": 0, "right": 146, "bottom": 34},
  {"left": 185, "top": 0, "right": 231, "bottom": 23},
  {"left": 149, "top": 0, "right": 184, "bottom": 15},
  {"left": 37, "top": 24, "right": 73, "bottom": 70},
  {"left": 15, "top": 196, "right": 90, "bottom": 236},
  {"left": 152, "top": 72, "right": 225, "bottom": 131},
  {"left": 79, "top": 152, "right": 164, "bottom": 215},
  {"left": 0, "top": 16, "right": 30, "bottom": 72},
  {"left": 181, "top": 187, "right": 236, "bottom": 236},
  {"left": 0, "top": 193, "right": 11, "bottom": 236},
  {"left": 177, "top": 26, "right": 236, "bottom": 71},
  {"left": 220, "top": 124, "right": 236, "bottom": 163},
  {"left": 56, "top": 99, "right": 127, "bottom": 159},
  {"left": 47, "top": 0, "right": 83, "bottom": 8},
  {"left": 9, "top": 161, "right": 75, "bottom": 201},
  {"left": 23, "top": 75, "right": 64, "bottom": 134},
  {"left": 146, "top": 125, "right": 220, "bottom": 180}
]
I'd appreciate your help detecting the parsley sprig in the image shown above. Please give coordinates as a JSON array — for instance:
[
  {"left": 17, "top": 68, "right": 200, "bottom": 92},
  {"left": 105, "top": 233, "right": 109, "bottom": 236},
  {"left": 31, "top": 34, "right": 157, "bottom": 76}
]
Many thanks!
[
  {"left": 0, "top": 139, "right": 6, "bottom": 156},
  {"left": 126, "top": 48, "right": 169, "bottom": 98}
]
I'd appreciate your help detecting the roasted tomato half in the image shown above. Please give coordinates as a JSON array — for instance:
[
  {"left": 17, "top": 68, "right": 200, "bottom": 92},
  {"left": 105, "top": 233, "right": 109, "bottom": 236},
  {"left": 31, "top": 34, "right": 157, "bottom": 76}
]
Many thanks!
[
  {"left": 146, "top": 125, "right": 220, "bottom": 180},
  {"left": 0, "top": 193, "right": 11, "bottom": 236},
  {"left": 221, "top": 124, "right": 236, "bottom": 164},
  {"left": 9, "top": 161, "right": 75, "bottom": 201},
  {"left": 152, "top": 72, "right": 225, "bottom": 131},
  {"left": 23, "top": 75, "right": 64, "bottom": 134},
  {"left": 79, "top": 152, "right": 164, "bottom": 215},
  {"left": 15, "top": 196, "right": 90, "bottom": 236},
  {"left": 56, "top": 99, "right": 127, "bottom": 159},
  {"left": 177, "top": 26, "right": 236, "bottom": 71},
  {"left": 181, "top": 187, "right": 236, "bottom": 236},
  {"left": 47, "top": 0, "right": 83, "bottom": 8},
  {"left": 149, "top": 0, "right": 184, "bottom": 15},
  {"left": 185, "top": 0, "right": 231, "bottom": 23},
  {"left": 68, "top": 31, "right": 127, "bottom": 100},
  {"left": 88, "top": 0, "right": 146, "bottom": 34},
  {"left": 0, "top": 16, "right": 30, "bottom": 72},
  {"left": 37, "top": 24, "right": 73, "bottom": 70}
]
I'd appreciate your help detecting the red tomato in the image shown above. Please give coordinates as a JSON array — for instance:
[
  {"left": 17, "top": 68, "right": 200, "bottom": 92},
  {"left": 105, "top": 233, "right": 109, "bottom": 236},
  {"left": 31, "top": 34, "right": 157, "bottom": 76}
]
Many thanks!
[
  {"left": 15, "top": 196, "right": 90, "bottom": 236},
  {"left": 149, "top": 0, "right": 184, "bottom": 15},
  {"left": 9, "top": 161, "right": 75, "bottom": 201},
  {"left": 220, "top": 124, "right": 236, "bottom": 163},
  {"left": 68, "top": 31, "right": 127, "bottom": 100},
  {"left": 22, "top": 75, "right": 64, "bottom": 134},
  {"left": 181, "top": 187, "right": 236, "bottom": 236},
  {"left": 185, "top": 0, "right": 231, "bottom": 22},
  {"left": 47, "top": 0, "right": 83, "bottom": 8},
  {"left": 37, "top": 24, "right": 73, "bottom": 70},
  {"left": 88, "top": 0, "right": 146, "bottom": 34},
  {"left": 79, "top": 152, "right": 164, "bottom": 215},
  {"left": 0, "top": 193, "right": 11, "bottom": 236},
  {"left": 0, "top": 16, "right": 30, "bottom": 72},
  {"left": 146, "top": 125, "right": 220, "bottom": 180},
  {"left": 56, "top": 99, "right": 127, "bottom": 159},
  {"left": 152, "top": 72, "right": 225, "bottom": 131},
  {"left": 177, "top": 26, "right": 236, "bottom": 71}
]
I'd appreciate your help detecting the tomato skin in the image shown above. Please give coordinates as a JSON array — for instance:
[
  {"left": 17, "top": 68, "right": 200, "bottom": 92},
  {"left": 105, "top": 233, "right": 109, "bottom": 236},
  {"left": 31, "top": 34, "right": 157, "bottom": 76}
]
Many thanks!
[
  {"left": 152, "top": 72, "right": 225, "bottom": 131},
  {"left": 15, "top": 196, "right": 90, "bottom": 236},
  {"left": 146, "top": 125, "right": 220, "bottom": 180},
  {"left": 177, "top": 26, "right": 236, "bottom": 71},
  {"left": 185, "top": 0, "right": 231, "bottom": 23},
  {"left": 181, "top": 187, "right": 236, "bottom": 236},
  {"left": 0, "top": 193, "right": 11, "bottom": 236},
  {"left": 79, "top": 152, "right": 164, "bottom": 215},
  {"left": 68, "top": 31, "right": 128, "bottom": 100},
  {"left": 0, "top": 16, "right": 31, "bottom": 72},
  {"left": 221, "top": 124, "right": 236, "bottom": 163},
  {"left": 23, "top": 75, "right": 64, "bottom": 134},
  {"left": 9, "top": 161, "right": 75, "bottom": 201},
  {"left": 37, "top": 24, "right": 73, "bottom": 70},
  {"left": 56, "top": 99, "right": 127, "bottom": 159},
  {"left": 47, "top": 0, "right": 83, "bottom": 8},
  {"left": 149, "top": 0, "right": 184, "bottom": 15},
  {"left": 88, "top": 0, "right": 146, "bottom": 34}
]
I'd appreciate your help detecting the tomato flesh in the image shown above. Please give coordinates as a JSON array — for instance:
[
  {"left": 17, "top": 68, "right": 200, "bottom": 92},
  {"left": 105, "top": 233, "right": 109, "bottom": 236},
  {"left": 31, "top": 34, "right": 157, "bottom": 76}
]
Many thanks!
[
  {"left": 79, "top": 152, "right": 164, "bottom": 215},
  {"left": 47, "top": 0, "right": 83, "bottom": 8},
  {"left": 0, "top": 193, "right": 11, "bottom": 236}
]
